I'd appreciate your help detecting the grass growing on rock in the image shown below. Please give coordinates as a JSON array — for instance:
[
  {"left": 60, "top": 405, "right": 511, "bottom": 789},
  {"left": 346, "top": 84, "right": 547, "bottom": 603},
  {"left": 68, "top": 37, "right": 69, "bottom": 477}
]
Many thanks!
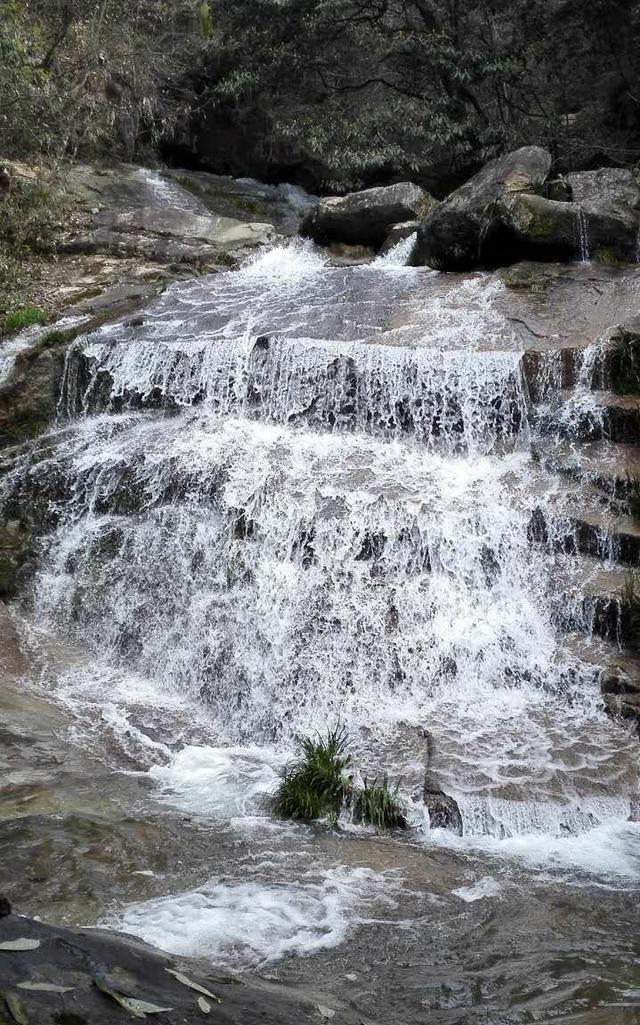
[
  {"left": 351, "top": 776, "right": 407, "bottom": 829},
  {"left": 2, "top": 307, "right": 47, "bottom": 336},
  {"left": 271, "top": 727, "right": 407, "bottom": 829},
  {"left": 272, "top": 726, "right": 351, "bottom": 822}
]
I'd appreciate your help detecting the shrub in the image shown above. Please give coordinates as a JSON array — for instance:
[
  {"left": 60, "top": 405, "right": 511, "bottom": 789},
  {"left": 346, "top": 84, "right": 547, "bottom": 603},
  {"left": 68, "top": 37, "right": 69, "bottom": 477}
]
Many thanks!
[
  {"left": 2, "top": 307, "right": 47, "bottom": 336},
  {"left": 271, "top": 727, "right": 407, "bottom": 829}
]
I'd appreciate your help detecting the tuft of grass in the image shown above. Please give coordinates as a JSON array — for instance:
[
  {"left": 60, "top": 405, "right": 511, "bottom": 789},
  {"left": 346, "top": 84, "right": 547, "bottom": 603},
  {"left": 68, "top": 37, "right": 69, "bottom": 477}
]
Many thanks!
[
  {"left": 271, "top": 727, "right": 406, "bottom": 829},
  {"left": 272, "top": 726, "right": 351, "bottom": 821},
  {"left": 2, "top": 306, "right": 47, "bottom": 336},
  {"left": 351, "top": 776, "right": 407, "bottom": 829}
]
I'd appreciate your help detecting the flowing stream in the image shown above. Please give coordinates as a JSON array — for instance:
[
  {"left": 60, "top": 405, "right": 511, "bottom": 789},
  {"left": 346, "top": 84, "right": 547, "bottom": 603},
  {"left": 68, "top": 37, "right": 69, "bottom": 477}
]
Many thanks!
[{"left": 2, "top": 239, "right": 640, "bottom": 1022}]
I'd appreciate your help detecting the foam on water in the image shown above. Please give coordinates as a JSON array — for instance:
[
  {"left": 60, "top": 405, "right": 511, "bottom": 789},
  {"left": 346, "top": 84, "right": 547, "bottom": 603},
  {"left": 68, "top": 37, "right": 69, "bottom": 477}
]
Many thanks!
[{"left": 115, "top": 867, "right": 391, "bottom": 967}]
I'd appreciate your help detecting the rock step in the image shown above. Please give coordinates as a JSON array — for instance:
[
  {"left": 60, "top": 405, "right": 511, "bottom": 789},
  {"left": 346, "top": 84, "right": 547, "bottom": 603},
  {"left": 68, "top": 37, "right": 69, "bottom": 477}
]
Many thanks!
[
  {"left": 551, "top": 552, "right": 640, "bottom": 653},
  {"left": 537, "top": 390, "right": 640, "bottom": 443},
  {"left": 537, "top": 439, "right": 640, "bottom": 502},
  {"left": 563, "top": 633, "right": 640, "bottom": 732},
  {"left": 522, "top": 317, "right": 640, "bottom": 400}
]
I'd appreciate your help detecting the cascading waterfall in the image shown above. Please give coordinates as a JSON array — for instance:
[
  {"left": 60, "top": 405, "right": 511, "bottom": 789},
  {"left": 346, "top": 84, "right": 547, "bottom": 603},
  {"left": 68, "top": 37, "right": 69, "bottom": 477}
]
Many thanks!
[{"left": 2, "top": 240, "right": 639, "bottom": 868}]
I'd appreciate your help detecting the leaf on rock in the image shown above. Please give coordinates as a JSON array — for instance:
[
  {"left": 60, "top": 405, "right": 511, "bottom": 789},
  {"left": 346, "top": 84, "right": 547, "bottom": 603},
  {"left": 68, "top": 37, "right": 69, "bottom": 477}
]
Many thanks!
[
  {"left": 197, "top": 996, "right": 211, "bottom": 1014},
  {"left": 2, "top": 992, "right": 28, "bottom": 1025},
  {"left": 0, "top": 940, "right": 40, "bottom": 952},
  {"left": 122, "top": 999, "right": 174, "bottom": 1015},
  {"left": 16, "top": 983, "right": 74, "bottom": 993},
  {"left": 165, "top": 969, "right": 221, "bottom": 1003}
]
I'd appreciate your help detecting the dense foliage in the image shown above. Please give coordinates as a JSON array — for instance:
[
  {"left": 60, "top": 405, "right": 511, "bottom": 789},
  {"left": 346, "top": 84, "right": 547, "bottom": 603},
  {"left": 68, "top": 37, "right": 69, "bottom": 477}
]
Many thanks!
[{"left": 1, "top": 0, "right": 639, "bottom": 188}]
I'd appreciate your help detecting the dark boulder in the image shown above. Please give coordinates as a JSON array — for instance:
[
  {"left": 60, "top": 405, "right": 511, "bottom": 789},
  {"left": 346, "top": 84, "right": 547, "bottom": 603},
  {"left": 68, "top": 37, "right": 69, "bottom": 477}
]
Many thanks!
[
  {"left": 500, "top": 193, "right": 580, "bottom": 262},
  {"left": 423, "top": 772, "right": 463, "bottom": 835},
  {"left": 414, "top": 146, "right": 552, "bottom": 270},
  {"left": 301, "top": 183, "right": 434, "bottom": 248},
  {"left": 567, "top": 168, "right": 640, "bottom": 263}
]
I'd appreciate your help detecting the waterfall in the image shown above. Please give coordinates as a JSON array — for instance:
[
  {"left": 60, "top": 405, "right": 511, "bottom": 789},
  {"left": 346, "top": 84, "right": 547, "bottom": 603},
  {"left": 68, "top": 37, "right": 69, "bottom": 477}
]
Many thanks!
[
  {"left": 2, "top": 240, "right": 639, "bottom": 862},
  {"left": 575, "top": 206, "right": 590, "bottom": 262}
]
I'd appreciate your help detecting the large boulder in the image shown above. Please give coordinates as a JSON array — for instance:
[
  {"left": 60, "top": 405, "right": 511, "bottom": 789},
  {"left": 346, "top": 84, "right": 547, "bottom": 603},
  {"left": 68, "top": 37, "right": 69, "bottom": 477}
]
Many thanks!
[
  {"left": 501, "top": 193, "right": 580, "bottom": 262},
  {"left": 414, "top": 146, "right": 552, "bottom": 270},
  {"left": 301, "top": 183, "right": 435, "bottom": 247},
  {"left": 567, "top": 168, "right": 640, "bottom": 262}
]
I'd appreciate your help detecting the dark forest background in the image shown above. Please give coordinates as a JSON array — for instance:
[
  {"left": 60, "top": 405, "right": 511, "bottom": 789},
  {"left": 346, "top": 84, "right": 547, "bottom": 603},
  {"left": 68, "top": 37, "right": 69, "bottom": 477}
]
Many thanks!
[{"left": 2, "top": 0, "right": 640, "bottom": 193}]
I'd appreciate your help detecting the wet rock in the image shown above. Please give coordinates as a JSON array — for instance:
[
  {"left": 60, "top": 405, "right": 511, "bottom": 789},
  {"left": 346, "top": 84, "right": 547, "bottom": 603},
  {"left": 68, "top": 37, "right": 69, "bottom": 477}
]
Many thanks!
[
  {"left": 567, "top": 168, "right": 640, "bottom": 263},
  {"left": 379, "top": 220, "right": 420, "bottom": 256},
  {"left": 0, "top": 522, "right": 32, "bottom": 599},
  {"left": 423, "top": 773, "right": 463, "bottom": 835},
  {"left": 301, "top": 183, "right": 434, "bottom": 248},
  {"left": 500, "top": 193, "right": 578, "bottom": 262},
  {"left": 600, "top": 665, "right": 640, "bottom": 729},
  {"left": 0, "top": 895, "right": 11, "bottom": 918},
  {"left": 414, "top": 146, "right": 552, "bottom": 270},
  {"left": 0, "top": 910, "right": 364, "bottom": 1025}
]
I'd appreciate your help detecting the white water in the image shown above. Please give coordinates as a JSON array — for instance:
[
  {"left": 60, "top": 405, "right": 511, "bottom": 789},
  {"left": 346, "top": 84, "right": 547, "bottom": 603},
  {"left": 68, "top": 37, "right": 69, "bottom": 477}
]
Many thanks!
[{"left": 3, "top": 239, "right": 640, "bottom": 965}]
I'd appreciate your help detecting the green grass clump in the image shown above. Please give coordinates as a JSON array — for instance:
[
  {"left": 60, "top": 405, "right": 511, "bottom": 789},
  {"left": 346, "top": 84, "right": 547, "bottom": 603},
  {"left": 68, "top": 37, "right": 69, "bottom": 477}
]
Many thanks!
[
  {"left": 272, "top": 726, "right": 351, "bottom": 821},
  {"left": 2, "top": 307, "right": 47, "bottom": 336},
  {"left": 271, "top": 727, "right": 407, "bottom": 829},
  {"left": 351, "top": 776, "right": 407, "bottom": 829}
]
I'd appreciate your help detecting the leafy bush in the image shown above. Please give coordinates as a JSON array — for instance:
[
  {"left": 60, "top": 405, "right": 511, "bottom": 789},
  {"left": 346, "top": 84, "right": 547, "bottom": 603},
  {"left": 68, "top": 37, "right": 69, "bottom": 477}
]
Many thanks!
[{"left": 271, "top": 727, "right": 406, "bottom": 829}]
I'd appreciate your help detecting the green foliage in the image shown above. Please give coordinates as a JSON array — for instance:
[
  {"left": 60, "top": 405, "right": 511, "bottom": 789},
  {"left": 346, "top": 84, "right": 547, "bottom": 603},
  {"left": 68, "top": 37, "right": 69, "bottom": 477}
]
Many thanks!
[
  {"left": 0, "top": 173, "right": 72, "bottom": 323},
  {"left": 271, "top": 727, "right": 407, "bottom": 829},
  {"left": 198, "top": 2, "right": 212, "bottom": 39},
  {"left": 2, "top": 307, "right": 47, "bottom": 336},
  {"left": 351, "top": 776, "right": 407, "bottom": 829},
  {"left": 272, "top": 726, "right": 351, "bottom": 821}
]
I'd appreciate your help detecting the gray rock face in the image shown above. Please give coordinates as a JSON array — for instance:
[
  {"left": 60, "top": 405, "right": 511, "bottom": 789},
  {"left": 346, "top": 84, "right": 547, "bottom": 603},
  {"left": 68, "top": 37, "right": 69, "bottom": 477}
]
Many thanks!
[
  {"left": 567, "top": 168, "right": 640, "bottom": 262},
  {"left": 301, "top": 183, "right": 434, "bottom": 247},
  {"left": 64, "top": 165, "right": 277, "bottom": 266},
  {"left": 415, "top": 146, "right": 552, "bottom": 270}
]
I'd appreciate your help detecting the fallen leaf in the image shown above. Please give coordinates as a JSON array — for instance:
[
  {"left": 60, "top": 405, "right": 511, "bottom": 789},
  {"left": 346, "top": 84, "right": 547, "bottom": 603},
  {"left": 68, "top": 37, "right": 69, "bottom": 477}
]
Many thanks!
[
  {"left": 0, "top": 941, "right": 40, "bottom": 952},
  {"left": 16, "top": 983, "right": 74, "bottom": 994},
  {"left": 165, "top": 969, "right": 221, "bottom": 1003},
  {"left": 2, "top": 992, "right": 28, "bottom": 1025},
  {"left": 316, "top": 1005, "right": 336, "bottom": 1020},
  {"left": 197, "top": 996, "right": 211, "bottom": 1014},
  {"left": 121, "top": 999, "right": 173, "bottom": 1016},
  {"left": 93, "top": 978, "right": 145, "bottom": 1019}
]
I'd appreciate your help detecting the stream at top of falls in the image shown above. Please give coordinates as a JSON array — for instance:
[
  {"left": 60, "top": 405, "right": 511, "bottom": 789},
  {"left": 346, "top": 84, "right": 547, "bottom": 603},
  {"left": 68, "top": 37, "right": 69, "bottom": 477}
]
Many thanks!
[{"left": 2, "top": 239, "right": 640, "bottom": 1023}]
